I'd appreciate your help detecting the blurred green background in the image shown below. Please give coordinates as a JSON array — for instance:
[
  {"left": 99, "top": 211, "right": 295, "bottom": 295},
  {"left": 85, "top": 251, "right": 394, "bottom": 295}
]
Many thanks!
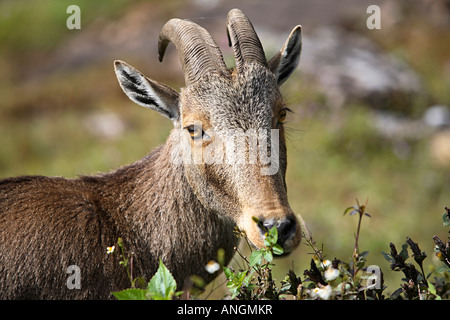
[{"left": 1, "top": 0, "right": 449, "bottom": 297}]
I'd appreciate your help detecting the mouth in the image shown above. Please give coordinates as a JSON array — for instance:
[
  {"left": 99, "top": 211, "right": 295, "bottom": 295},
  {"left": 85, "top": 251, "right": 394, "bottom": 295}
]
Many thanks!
[
  {"left": 245, "top": 228, "right": 297, "bottom": 258},
  {"left": 238, "top": 212, "right": 302, "bottom": 257},
  {"left": 254, "top": 216, "right": 300, "bottom": 254}
]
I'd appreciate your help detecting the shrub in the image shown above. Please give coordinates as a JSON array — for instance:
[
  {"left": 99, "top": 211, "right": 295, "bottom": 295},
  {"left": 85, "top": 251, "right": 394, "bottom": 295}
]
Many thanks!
[{"left": 111, "top": 205, "right": 449, "bottom": 300}]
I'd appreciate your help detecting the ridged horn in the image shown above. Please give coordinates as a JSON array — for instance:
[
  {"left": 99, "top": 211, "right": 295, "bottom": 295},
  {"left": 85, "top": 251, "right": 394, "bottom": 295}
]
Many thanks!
[
  {"left": 226, "top": 8, "right": 267, "bottom": 72},
  {"left": 158, "top": 18, "right": 229, "bottom": 85}
]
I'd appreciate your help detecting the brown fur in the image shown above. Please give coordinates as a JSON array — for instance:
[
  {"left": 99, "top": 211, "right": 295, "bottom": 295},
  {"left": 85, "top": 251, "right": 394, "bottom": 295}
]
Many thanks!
[
  {"left": 0, "top": 139, "right": 237, "bottom": 299},
  {"left": 0, "top": 9, "right": 303, "bottom": 299}
]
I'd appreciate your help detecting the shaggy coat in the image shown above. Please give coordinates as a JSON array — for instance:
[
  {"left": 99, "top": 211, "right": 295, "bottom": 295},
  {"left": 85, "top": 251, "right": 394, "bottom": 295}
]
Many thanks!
[{"left": 0, "top": 9, "right": 302, "bottom": 299}]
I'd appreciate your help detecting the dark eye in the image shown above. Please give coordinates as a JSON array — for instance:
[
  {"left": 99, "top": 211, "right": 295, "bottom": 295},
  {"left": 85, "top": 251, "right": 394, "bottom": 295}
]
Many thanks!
[
  {"left": 185, "top": 125, "right": 210, "bottom": 141},
  {"left": 278, "top": 109, "right": 287, "bottom": 124}
]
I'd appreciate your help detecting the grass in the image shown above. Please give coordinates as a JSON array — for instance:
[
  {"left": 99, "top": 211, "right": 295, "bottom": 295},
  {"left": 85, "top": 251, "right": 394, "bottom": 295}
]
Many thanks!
[
  {"left": 0, "top": 0, "right": 137, "bottom": 54},
  {"left": 282, "top": 99, "right": 449, "bottom": 294}
]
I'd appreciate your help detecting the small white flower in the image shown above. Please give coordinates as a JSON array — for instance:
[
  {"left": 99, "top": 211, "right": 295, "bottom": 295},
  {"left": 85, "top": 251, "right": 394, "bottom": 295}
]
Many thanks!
[
  {"left": 324, "top": 266, "right": 340, "bottom": 281},
  {"left": 106, "top": 246, "right": 115, "bottom": 254},
  {"left": 205, "top": 260, "right": 220, "bottom": 274},
  {"left": 320, "top": 260, "right": 331, "bottom": 269},
  {"left": 310, "top": 287, "right": 320, "bottom": 298},
  {"left": 309, "top": 285, "right": 332, "bottom": 300}
]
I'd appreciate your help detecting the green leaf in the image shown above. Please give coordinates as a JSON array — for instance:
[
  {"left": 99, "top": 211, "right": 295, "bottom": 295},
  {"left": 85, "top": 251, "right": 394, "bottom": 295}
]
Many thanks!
[
  {"left": 344, "top": 206, "right": 357, "bottom": 215},
  {"left": 272, "top": 244, "right": 284, "bottom": 255},
  {"left": 263, "top": 250, "right": 273, "bottom": 263},
  {"left": 427, "top": 282, "right": 441, "bottom": 300},
  {"left": 112, "top": 288, "right": 147, "bottom": 300},
  {"left": 359, "top": 251, "right": 370, "bottom": 258},
  {"left": 427, "top": 282, "right": 436, "bottom": 295},
  {"left": 147, "top": 259, "right": 177, "bottom": 300},
  {"left": 236, "top": 270, "right": 248, "bottom": 283},
  {"left": 382, "top": 251, "right": 394, "bottom": 263},
  {"left": 223, "top": 266, "right": 233, "bottom": 279},
  {"left": 269, "top": 226, "right": 278, "bottom": 244},
  {"left": 250, "top": 250, "right": 263, "bottom": 267},
  {"left": 399, "top": 243, "right": 409, "bottom": 261},
  {"left": 443, "top": 211, "right": 450, "bottom": 227},
  {"left": 264, "top": 226, "right": 279, "bottom": 247}
]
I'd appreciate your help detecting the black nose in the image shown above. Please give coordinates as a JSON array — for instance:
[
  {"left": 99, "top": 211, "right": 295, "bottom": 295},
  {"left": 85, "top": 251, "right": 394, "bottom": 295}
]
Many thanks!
[{"left": 258, "top": 216, "right": 297, "bottom": 246}]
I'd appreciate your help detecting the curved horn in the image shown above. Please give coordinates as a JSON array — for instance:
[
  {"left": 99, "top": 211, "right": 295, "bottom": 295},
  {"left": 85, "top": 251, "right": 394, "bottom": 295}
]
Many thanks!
[
  {"left": 226, "top": 9, "right": 267, "bottom": 72},
  {"left": 158, "top": 18, "right": 229, "bottom": 85}
]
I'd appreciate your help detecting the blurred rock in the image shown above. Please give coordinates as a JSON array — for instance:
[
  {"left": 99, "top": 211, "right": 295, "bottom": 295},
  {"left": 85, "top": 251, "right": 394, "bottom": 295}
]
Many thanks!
[
  {"left": 372, "top": 111, "right": 431, "bottom": 140},
  {"left": 372, "top": 105, "right": 450, "bottom": 140},
  {"left": 423, "top": 105, "right": 450, "bottom": 128},
  {"left": 371, "top": 106, "right": 450, "bottom": 163},
  {"left": 299, "top": 27, "right": 423, "bottom": 112}
]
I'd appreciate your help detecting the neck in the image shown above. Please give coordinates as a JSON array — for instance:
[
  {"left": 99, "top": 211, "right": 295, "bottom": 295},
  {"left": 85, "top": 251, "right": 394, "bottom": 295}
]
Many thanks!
[{"left": 96, "top": 135, "right": 238, "bottom": 285}]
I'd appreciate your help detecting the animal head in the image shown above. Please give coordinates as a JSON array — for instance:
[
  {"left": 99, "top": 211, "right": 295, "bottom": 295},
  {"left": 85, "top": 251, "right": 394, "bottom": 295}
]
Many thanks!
[{"left": 114, "top": 9, "right": 302, "bottom": 254}]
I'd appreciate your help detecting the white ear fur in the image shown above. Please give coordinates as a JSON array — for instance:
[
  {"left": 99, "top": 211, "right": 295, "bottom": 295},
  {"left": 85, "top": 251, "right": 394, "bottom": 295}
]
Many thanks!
[{"left": 114, "top": 60, "right": 179, "bottom": 122}]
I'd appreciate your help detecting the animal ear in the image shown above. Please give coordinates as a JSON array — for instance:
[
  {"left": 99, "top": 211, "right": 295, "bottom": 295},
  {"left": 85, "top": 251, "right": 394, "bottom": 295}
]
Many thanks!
[
  {"left": 114, "top": 60, "right": 179, "bottom": 122},
  {"left": 268, "top": 25, "right": 302, "bottom": 86}
]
